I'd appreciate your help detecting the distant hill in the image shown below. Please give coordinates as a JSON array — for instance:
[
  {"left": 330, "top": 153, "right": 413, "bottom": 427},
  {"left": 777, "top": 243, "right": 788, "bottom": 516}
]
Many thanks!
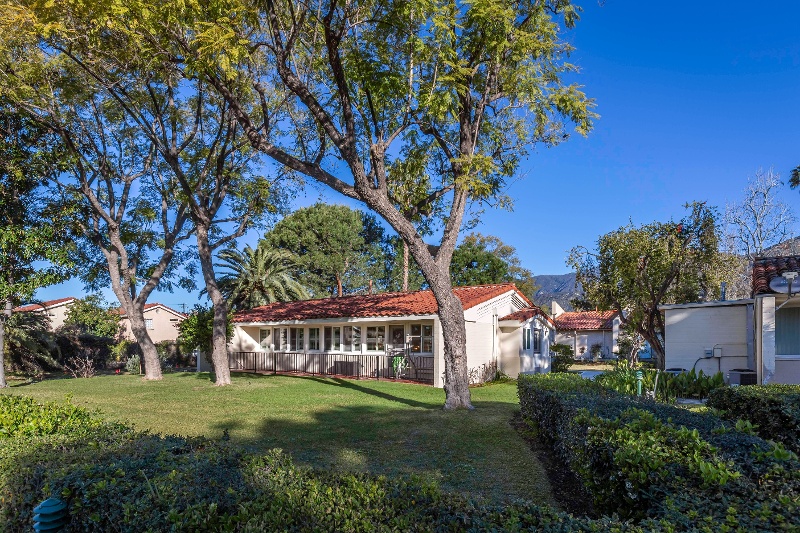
[
  {"left": 762, "top": 236, "right": 800, "bottom": 257},
  {"left": 531, "top": 273, "right": 581, "bottom": 312}
]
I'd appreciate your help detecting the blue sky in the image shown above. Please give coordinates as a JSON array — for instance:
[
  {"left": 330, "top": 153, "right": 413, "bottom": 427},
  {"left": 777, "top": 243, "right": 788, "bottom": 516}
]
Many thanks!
[{"left": 38, "top": 1, "right": 800, "bottom": 309}]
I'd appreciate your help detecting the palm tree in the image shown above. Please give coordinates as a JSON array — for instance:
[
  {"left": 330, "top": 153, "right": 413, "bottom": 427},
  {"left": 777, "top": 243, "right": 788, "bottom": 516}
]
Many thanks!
[
  {"left": 3, "top": 310, "right": 59, "bottom": 376},
  {"left": 216, "top": 243, "right": 310, "bottom": 310}
]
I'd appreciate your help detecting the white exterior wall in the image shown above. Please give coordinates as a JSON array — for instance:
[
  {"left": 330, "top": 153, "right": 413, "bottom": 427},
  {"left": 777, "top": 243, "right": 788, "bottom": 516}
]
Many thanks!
[
  {"left": 465, "top": 321, "right": 495, "bottom": 382},
  {"left": 499, "top": 328, "right": 520, "bottom": 377},
  {"left": 121, "top": 306, "right": 184, "bottom": 343},
  {"left": 664, "top": 304, "right": 750, "bottom": 381}
]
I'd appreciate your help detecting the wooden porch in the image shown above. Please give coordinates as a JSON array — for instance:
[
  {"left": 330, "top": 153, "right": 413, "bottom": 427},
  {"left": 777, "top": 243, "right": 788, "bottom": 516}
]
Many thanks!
[{"left": 229, "top": 349, "right": 435, "bottom": 384}]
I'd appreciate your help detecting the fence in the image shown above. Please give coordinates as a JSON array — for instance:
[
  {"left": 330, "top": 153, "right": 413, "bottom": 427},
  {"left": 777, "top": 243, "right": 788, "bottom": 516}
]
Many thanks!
[{"left": 229, "top": 349, "right": 434, "bottom": 384}]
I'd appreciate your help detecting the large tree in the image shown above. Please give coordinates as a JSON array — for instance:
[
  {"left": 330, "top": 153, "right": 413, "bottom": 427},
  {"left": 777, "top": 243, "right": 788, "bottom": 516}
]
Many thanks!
[
  {"left": 0, "top": 108, "right": 71, "bottom": 387},
  {"left": 187, "top": 0, "right": 592, "bottom": 408},
  {"left": 450, "top": 233, "right": 537, "bottom": 298},
  {"left": 568, "top": 203, "right": 726, "bottom": 370},
  {"left": 265, "top": 203, "right": 389, "bottom": 297},
  {"left": 59, "top": 295, "right": 121, "bottom": 339}
]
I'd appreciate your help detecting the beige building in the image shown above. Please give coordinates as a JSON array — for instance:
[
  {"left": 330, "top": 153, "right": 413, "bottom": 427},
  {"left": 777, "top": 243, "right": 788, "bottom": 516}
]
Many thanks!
[
  {"left": 660, "top": 255, "right": 800, "bottom": 385},
  {"left": 119, "top": 303, "right": 186, "bottom": 344},
  {"left": 13, "top": 297, "right": 77, "bottom": 331},
  {"left": 229, "top": 283, "right": 555, "bottom": 387},
  {"left": 551, "top": 302, "right": 620, "bottom": 360}
]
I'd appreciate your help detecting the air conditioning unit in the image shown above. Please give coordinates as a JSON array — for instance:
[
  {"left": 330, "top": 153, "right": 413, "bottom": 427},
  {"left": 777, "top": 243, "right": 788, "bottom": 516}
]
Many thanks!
[{"left": 728, "top": 369, "right": 757, "bottom": 386}]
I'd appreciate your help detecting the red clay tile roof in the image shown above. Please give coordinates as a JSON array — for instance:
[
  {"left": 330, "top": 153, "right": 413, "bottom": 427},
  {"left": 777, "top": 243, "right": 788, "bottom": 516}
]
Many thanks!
[
  {"left": 554, "top": 310, "right": 618, "bottom": 331},
  {"left": 752, "top": 255, "right": 800, "bottom": 296},
  {"left": 118, "top": 303, "right": 187, "bottom": 318},
  {"left": 499, "top": 307, "right": 557, "bottom": 329},
  {"left": 234, "top": 283, "right": 527, "bottom": 323},
  {"left": 13, "top": 297, "right": 77, "bottom": 313}
]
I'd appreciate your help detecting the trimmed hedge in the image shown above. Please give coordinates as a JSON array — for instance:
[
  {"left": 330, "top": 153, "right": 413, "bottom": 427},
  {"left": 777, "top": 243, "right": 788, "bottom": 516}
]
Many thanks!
[
  {"left": 518, "top": 373, "right": 800, "bottom": 531},
  {"left": 708, "top": 384, "right": 800, "bottom": 454},
  {"left": 0, "top": 394, "right": 650, "bottom": 532}
]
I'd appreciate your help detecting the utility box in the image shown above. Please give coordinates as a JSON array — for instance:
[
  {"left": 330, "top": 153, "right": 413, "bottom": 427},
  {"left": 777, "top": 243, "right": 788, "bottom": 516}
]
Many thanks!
[{"left": 728, "top": 369, "right": 757, "bottom": 386}]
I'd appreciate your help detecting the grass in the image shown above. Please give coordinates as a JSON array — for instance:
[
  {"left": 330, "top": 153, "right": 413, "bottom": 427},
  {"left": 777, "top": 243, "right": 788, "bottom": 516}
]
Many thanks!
[{"left": 2, "top": 372, "right": 554, "bottom": 505}]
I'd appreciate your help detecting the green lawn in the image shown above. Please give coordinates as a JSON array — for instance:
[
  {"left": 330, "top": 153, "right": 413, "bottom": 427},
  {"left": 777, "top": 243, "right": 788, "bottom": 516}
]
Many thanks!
[{"left": 2, "top": 372, "right": 553, "bottom": 505}]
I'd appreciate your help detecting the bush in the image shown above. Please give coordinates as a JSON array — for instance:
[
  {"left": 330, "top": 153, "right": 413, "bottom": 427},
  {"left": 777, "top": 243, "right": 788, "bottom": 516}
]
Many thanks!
[
  {"left": 125, "top": 354, "right": 141, "bottom": 374},
  {"left": 549, "top": 343, "right": 574, "bottom": 373},
  {"left": 54, "top": 333, "right": 115, "bottom": 370},
  {"left": 0, "top": 395, "right": 106, "bottom": 439},
  {"left": 708, "top": 384, "right": 800, "bottom": 454},
  {"left": 518, "top": 374, "right": 800, "bottom": 529},
  {"left": 596, "top": 360, "right": 724, "bottom": 401},
  {"left": 0, "top": 394, "right": 669, "bottom": 532}
]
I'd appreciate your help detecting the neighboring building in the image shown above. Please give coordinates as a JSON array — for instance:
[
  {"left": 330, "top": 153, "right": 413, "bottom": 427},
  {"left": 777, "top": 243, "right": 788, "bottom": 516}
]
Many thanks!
[
  {"left": 119, "top": 303, "right": 186, "bottom": 344},
  {"left": 13, "top": 297, "right": 78, "bottom": 331},
  {"left": 660, "top": 255, "right": 800, "bottom": 385},
  {"left": 229, "top": 283, "right": 555, "bottom": 387},
  {"left": 551, "top": 301, "right": 620, "bottom": 360}
]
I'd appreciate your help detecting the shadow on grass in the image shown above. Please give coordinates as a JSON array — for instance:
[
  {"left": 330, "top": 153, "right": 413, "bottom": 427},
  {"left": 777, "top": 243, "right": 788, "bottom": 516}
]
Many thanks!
[{"left": 293, "top": 376, "right": 439, "bottom": 409}]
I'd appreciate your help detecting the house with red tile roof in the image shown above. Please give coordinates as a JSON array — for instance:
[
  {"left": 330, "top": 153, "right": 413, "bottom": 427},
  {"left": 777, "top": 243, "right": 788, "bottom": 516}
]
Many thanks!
[
  {"left": 551, "top": 302, "right": 621, "bottom": 360},
  {"left": 659, "top": 254, "right": 800, "bottom": 385},
  {"left": 118, "top": 303, "right": 187, "bottom": 344},
  {"left": 13, "top": 297, "right": 78, "bottom": 331},
  {"left": 228, "top": 283, "right": 555, "bottom": 387}
]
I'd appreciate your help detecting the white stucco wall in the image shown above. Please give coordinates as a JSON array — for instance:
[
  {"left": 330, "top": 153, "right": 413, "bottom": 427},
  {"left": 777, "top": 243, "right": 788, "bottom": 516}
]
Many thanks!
[
  {"left": 121, "top": 306, "right": 184, "bottom": 344},
  {"left": 663, "top": 303, "right": 750, "bottom": 381}
]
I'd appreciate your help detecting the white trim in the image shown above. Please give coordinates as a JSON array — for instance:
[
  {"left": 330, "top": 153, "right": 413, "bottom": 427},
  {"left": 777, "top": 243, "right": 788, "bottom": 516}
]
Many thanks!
[
  {"left": 776, "top": 354, "right": 800, "bottom": 361},
  {"left": 659, "top": 299, "right": 754, "bottom": 311},
  {"left": 235, "top": 314, "right": 437, "bottom": 327}
]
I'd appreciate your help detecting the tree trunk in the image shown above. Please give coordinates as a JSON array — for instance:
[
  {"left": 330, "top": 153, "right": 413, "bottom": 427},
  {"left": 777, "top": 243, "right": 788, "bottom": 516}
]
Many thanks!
[
  {"left": 433, "top": 284, "right": 473, "bottom": 409},
  {"left": 0, "top": 299, "right": 10, "bottom": 388},
  {"left": 336, "top": 273, "right": 343, "bottom": 298},
  {"left": 196, "top": 225, "right": 232, "bottom": 386},
  {"left": 127, "top": 303, "right": 162, "bottom": 380},
  {"left": 402, "top": 240, "right": 409, "bottom": 292}
]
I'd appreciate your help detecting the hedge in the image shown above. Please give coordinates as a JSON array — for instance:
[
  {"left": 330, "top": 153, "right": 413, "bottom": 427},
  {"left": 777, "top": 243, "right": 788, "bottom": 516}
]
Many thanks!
[
  {"left": 518, "top": 373, "right": 800, "bottom": 531},
  {"left": 707, "top": 384, "right": 800, "bottom": 454},
  {"left": 0, "top": 394, "right": 652, "bottom": 532}
]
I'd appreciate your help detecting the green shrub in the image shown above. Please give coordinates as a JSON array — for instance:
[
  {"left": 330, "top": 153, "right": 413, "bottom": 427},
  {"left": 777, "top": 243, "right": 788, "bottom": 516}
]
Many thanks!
[
  {"left": 0, "top": 395, "right": 106, "bottom": 439},
  {"left": 708, "top": 384, "right": 800, "bottom": 454},
  {"left": 549, "top": 343, "right": 575, "bottom": 373},
  {"left": 596, "top": 360, "right": 724, "bottom": 401},
  {"left": 518, "top": 374, "right": 800, "bottom": 529},
  {"left": 0, "top": 394, "right": 657, "bottom": 532}
]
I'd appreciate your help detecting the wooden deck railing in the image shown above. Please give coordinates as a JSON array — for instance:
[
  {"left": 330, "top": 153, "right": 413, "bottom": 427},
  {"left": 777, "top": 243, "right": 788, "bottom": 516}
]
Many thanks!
[{"left": 228, "top": 350, "right": 434, "bottom": 384}]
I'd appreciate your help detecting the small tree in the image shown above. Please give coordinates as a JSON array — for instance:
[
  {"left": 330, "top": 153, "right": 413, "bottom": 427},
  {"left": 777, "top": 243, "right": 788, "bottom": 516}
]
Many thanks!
[
  {"left": 569, "top": 203, "right": 725, "bottom": 370},
  {"left": 549, "top": 343, "right": 574, "bottom": 373},
  {"left": 60, "top": 295, "right": 120, "bottom": 339},
  {"left": 450, "top": 233, "right": 537, "bottom": 298},
  {"left": 177, "top": 306, "right": 233, "bottom": 365}
]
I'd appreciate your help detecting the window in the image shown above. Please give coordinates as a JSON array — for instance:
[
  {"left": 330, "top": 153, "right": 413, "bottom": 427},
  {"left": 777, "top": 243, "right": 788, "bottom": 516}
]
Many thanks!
[
  {"left": 324, "top": 326, "right": 342, "bottom": 351},
  {"left": 533, "top": 328, "right": 542, "bottom": 353},
  {"left": 777, "top": 308, "right": 800, "bottom": 356},
  {"left": 523, "top": 328, "right": 531, "bottom": 350},
  {"left": 259, "top": 329, "right": 270, "bottom": 349},
  {"left": 343, "top": 326, "right": 361, "bottom": 352},
  {"left": 409, "top": 324, "right": 433, "bottom": 353},
  {"left": 145, "top": 318, "right": 154, "bottom": 330},
  {"left": 289, "top": 327, "right": 304, "bottom": 351},
  {"left": 308, "top": 328, "right": 320, "bottom": 350},
  {"left": 273, "top": 327, "right": 288, "bottom": 351},
  {"left": 366, "top": 326, "right": 386, "bottom": 351}
]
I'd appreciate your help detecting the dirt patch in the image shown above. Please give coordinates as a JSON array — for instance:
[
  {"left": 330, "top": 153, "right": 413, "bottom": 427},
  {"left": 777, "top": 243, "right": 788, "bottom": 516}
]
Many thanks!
[{"left": 510, "top": 413, "right": 596, "bottom": 517}]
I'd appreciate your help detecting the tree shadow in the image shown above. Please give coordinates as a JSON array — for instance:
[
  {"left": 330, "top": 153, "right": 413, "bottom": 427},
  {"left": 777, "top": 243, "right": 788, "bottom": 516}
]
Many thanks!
[{"left": 290, "top": 375, "right": 440, "bottom": 409}]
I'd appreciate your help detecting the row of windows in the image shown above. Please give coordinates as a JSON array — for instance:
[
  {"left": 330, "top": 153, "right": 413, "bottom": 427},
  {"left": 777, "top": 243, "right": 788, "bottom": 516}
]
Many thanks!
[{"left": 259, "top": 324, "right": 433, "bottom": 353}]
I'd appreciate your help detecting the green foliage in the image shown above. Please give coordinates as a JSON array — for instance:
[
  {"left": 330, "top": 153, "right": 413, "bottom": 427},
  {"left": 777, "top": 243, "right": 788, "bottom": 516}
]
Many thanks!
[
  {"left": 596, "top": 360, "right": 725, "bottom": 401},
  {"left": 125, "top": 354, "right": 141, "bottom": 374},
  {"left": 549, "top": 343, "right": 574, "bottom": 373},
  {"left": 60, "top": 294, "right": 120, "bottom": 338},
  {"left": 0, "top": 394, "right": 655, "bottom": 532},
  {"left": 265, "top": 204, "right": 390, "bottom": 297},
  {"left": 2, "top": 310, "right": 59, "bottom": 376},
  {"left": 569, "top": 202, "right": 729, "bottom": 369},
  {"left": 0, "top": 395, "right": 104, "bottom": 439},
  {"left": 215, "top": 242, "right": 309, "bottom": 310},
  {"left": 177, "top": 305, "right": 233, "bottom": 356},
  {"left": 518, "top": 374, "right": 800, "bottom": 528},
  {"left": 708, "top": 384, "right": 800, "bottom": 454},
  {"left": 450, "top": 233, "right": 538, "bottom": 296}
]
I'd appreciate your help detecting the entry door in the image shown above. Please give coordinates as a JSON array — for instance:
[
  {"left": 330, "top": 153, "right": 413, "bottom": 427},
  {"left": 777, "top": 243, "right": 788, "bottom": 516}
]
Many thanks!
[{"left": 389, "top": 326, "right": 405, "bottom": 353}]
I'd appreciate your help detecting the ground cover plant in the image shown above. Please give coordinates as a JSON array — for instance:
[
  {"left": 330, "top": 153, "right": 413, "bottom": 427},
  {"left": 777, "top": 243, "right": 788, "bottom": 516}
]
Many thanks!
[
  {"left": 596, "top": 360, "right": 724, "bottom": 401},
  {"left": 518, "top": 373, "right": 800, "bottom": 531},
  {"left": 1, "top": 373, "right": 552, "bottom": 504},
  {"left": 708, "top": 384, "right": 800, "bottom": 454}
]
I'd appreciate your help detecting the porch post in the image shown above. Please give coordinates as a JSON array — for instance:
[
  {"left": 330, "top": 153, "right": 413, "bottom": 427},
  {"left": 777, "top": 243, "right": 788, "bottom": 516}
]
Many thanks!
[{"left": 433, "top": 317, "right": 444, "bottom": 388}]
